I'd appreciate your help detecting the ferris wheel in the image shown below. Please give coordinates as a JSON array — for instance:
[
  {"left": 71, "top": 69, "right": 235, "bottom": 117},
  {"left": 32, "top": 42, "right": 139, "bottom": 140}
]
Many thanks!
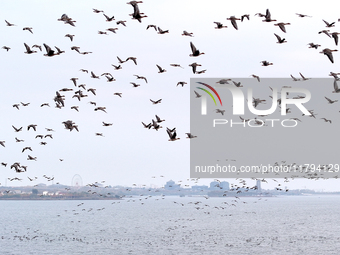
[{"left": 71, "top": 174, "right": 83, "bottom": 187}]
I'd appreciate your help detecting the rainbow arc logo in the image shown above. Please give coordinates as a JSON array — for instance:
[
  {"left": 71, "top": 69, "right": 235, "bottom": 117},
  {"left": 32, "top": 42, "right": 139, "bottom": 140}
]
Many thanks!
[{"left": 196, "top": 82, "right": 223, "bottom": 106}]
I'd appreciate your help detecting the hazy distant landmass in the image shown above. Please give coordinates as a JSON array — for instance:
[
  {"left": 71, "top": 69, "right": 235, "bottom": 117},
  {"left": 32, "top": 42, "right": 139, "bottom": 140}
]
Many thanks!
[{"left": 1, "top": 180, "right": 339, "bottom": 200}]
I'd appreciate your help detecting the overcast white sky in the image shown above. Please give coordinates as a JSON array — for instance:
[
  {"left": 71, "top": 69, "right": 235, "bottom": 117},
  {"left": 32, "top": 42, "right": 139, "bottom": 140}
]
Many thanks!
[{"left": 0, "top": 0, "right": 339, "bottom": 191}]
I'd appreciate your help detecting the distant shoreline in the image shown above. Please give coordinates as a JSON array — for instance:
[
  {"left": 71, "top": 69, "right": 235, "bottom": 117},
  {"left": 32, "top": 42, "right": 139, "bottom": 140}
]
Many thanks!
[{"left": 0, "top": 196, "right": 121, "bottom": 201}]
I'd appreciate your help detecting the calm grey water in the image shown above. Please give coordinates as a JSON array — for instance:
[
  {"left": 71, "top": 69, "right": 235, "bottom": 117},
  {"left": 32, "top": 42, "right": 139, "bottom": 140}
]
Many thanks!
[{"left": 0, "top": 195, "right": 339, "bottom": 255}]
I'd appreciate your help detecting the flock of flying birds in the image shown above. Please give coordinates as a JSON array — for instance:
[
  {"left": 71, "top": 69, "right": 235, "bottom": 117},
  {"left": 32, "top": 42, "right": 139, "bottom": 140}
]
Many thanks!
[
  {"left": 0, "top": 2, "right": 339, "bottom": 189},
  {"left": 2, "top": 3, "right": 340, "bottom": 253}
]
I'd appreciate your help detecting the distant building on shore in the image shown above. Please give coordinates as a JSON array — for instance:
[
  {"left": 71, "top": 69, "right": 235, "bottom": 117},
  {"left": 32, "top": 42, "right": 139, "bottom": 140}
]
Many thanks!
[
  {"left": 192, "top": 185, "right": 208, "bottom": 190},
  {"left": 164, "top": 180, "right": 180, "bottom": 190},
  {"left": 209, "top": 181, "right": 229, "bottom": 190},
  {"left": 256, "top": 179, "right": 262, "bottom": 192}
]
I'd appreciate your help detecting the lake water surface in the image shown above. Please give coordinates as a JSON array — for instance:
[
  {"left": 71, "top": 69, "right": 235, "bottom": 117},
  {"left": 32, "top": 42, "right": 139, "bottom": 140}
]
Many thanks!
[{"left": 0, "top": 195, "right": 339, "bottom": 254}]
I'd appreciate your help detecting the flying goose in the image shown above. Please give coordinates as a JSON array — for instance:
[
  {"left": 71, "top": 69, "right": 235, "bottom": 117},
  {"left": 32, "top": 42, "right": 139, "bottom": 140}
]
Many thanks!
[
  {"left": 116, "top": 20, "right": 127, "bottom": 26},
  {"left": 156, "top": 64, "right": 166, "bottom": 73},
  {"left": 55, "top": 46, "right": 65, "bottom": 55},
  {"left": 274, "top": 33, "right": 286, "bottom": 43},
  {"left": 232, "top": 81, "right": 243, "bottom": 87},
  {"left": 103, "top": 122, "right": 113, "bottom": 126},
  {"left": 71, "top": 46, "right": 81, "bottom": 53},
  {"left": 185, "top": 133, "right": 197, "bottom": 139},
  {"left": 112, "top": 64, "right": 122, "bottom": 70},
  {"left": 170, "top": 64, "right": 183, "bottom": 68},
  {"left": 107, "top": 28, "right": 118, "bottom": 33},
  {"left": 23, "top": 27, "right": 33, "bottom": 33},
  {"left": 157, "top": 27, "right": 169, "bottom": 34},
  {"left": 325, "top": 96, "right": 338, "bottom": 103},
  {"left": 189, "top": 62, "right": 201, "bottom": 74},
  {"left": 22, "top": 147, "right": 32, "bottom": 153},
  {"left": 142, "top": 122, "right": 151, "bottom": 129},
  {"left": 290, "top": 74, "right": 300, "bottom": 81},
  {"left": 227, "top": 16, "right": 240, "bottom": 30},
  {"left": 71, "top": 106, "right": 79, "bottom": 111},
  {"left": 134, "top": 75, "right": 147, "bottom": 83},
  {"left": 299, "top": 72, "right": 310, "bottom": 80},
  {"left": 182, "top": 30, "right": 193, "bottom": 36},
  {"left": 129, "top": 3, "right": 147, "bottom": 22},
  {"left": 15, "top": 137, "right": 24, "bottom": 142},
  {"left": 215, "top": 109, "right": 225, "bottom": 115},
  {"left": 105, "top": 74, "right": 116, "bottom": 82},
  {"left": 150, "top": 99, "right": 162, "bottom": 104},
  {"left": 214, "top": 22, "right": 227, "bottom": 29},
  {"left": 91, "top": 71, "right": 100, "bottom": 78},
  {"left": 261, "top": 60, "right": 273, "bottom": 66},
  {"left": 331, "top": 32, "right": 339, "bottom": 46},
  {"left": 40, "top": 103, "right": 50, "bottom": 107},
  {"left": 65, "top": 34, "right": 75, "bottom": 41},
  {"left": 58, "top": 14, "right": 76, "bottom": 26},
  {"left": 155, "top": 115, "right": 165, "bottom": 123},
  {"left": 321, "top": 118, "right": 332, "bottom": 123},
  {"left": 167, "top": 130, "right": 180, "bottom": 141},
  {"left": 262, "top": 9, "right": 276, "bottom": 22},
  {"left": 103, "top": 13, "right": 115, "bottom": 21},
  {"left": 43, "top": 44, "right": 57, "bottom": 56},
  {"left": 93, "top": 8, "right": 103, "bottom": 13},
  {"left": 253, "top": 97, "right": 266, "bottom": 107},
  {"left": 130, "top": 82, "right": 140, "bottom": 87},
  {"left": 274, "top": 23, "right": 290, "bottom": 33},
  {"left": 177, "top": 81, "right": 187, "bottom": 87},
  {"left": 151, "top": 119, "right": 162, "bottom": 130},
  {"left": 62, "top": 120, "right": 78, "bottom": 131},
  {"left": 318, "top": 30, "right": 331, "bottom": 38},
  {"left": 146, "top": 24, "right": 157, "bottom": 30},
  {"left": 196, "top": 69, "right": 206, "bottom": 74},
  {"left": 320, "top": 48, "right": 337, "bottom": 63},
  {"left": 190, "top": 42, "right": 205, "bottom": 57},
  {"left": 329, "top": 72, "right": 340, "bottom": 80},
  {"left": 5, "top": 20, "right": 15, "bottom": 26},
  {"left": 216, "top": 79, "right": 231, "bottom": 84},
  {"left": 308, "top": 43, "right": 321, "bottom": 49},
  {"left": 27, "top": 155, "right": 37, "bottom": 161},
  {"left": 241, "top": 14, "right": 250, "bottom": 21},
  {"left": 87, "top": 88, "right": 96, "bottom": 95},
  {"left": 323, "top": 19, "right": 335, "bottom": 27},
  {"left": 24, "top": 43, "right": 37, "bottom": 54},
  {"left": 12, "top": 125, "right": 22, "bottom": 132},
  {"left": 54, "top": 91, "right": 65, "bottom": 107},
  {"left": 126, "top": 57, "right": 137, "bottom": 65},
  {"left": 296, "top": 13, "right": 312, "bottom": 18},
  {"left": 27, "top": 124, "right": 37, "bottom": 131},
  {"left": 194, "top": 91, "right": 201, "bottom": 98},
  {"left": 117, "top": 56, "right": 126, "bottom": 64}
]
